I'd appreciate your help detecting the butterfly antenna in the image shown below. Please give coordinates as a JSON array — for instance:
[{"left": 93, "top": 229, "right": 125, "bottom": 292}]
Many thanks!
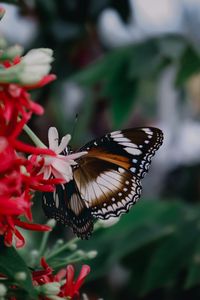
[{"left": 70, "top": 113, "right": 79, "bottom": 145}]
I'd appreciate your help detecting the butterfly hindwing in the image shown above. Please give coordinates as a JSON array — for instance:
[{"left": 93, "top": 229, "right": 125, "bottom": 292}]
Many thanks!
[
  {"left": 43, "top": 180, "right": 94, "bottom": 239},
  {"left": 74, "top": 160, "right": 142, "bottom": 219}
]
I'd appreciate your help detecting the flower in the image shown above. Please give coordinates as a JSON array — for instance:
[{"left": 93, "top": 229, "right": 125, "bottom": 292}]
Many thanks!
[
  {"left": 2, "top": 217, "right": 51, "bottom": 248},
  {"left": 36, "top": 127, "right": 87, "bottom": 183},
  {"left": 32, "top": 257, "right": 90, "bottom": 300},
  {"left": 0, "top": 138, "right": 58, "bottom": 248},
  {"left": 19, "top": 48, "right": 54, "bottom": 85},
  {"left": 0, "top": 43, "right": 63, "bottom": 250},
  {"left": 0, "top": 48, "right": 55, "bottom": 86},
  {"left": 62, "top": 264, "right": 90, "bottom": 299}
]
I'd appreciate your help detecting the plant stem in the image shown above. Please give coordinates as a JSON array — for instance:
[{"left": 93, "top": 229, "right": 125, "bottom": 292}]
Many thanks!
[
  {"left": 46, "top": 222, "right": 102, "bottom": 262},
  {"left": 38, "top": 230, "right": 51, "bottom": 259},
  {"left": 23, "top": 124, "right": 46, "bottom": 148},
  {"left": 53, "top": 257, "right": 85, "bottom": 269},
  {"left": 46, "top": 237, "right": 79, "bottom": 261}
]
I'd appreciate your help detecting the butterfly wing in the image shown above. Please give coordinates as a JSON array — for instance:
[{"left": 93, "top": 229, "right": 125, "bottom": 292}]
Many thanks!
[
  {"left": 43, "top": 180, "right": 94, "bottom": 239},
  {"left": 74, "top": 127, "right": 163, "bottom": 219}
]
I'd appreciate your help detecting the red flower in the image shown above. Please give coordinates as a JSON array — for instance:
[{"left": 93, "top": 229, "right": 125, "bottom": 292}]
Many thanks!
[
  {"left": 1, "top": 216, "right": 51, "bottom": 248},
  {"left": 61, "top": 264, "right": 90, "bottom": 299},
  {"left": 0, "top": 130, "right": 56, "bottom": 248},
  {"left": 32, "top": 258, "right": 90, "bottom": 300},
  {"left": 0, "top": 48, "right": 58, "bottom": 248},
  {"left": 0, "top": 84, "right": 43, "bottom": 123}
]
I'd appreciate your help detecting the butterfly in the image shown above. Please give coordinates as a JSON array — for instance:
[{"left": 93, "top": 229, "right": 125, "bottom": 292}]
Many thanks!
[{"left": 43, "top": 127, "right": 163, "bottom": 239}]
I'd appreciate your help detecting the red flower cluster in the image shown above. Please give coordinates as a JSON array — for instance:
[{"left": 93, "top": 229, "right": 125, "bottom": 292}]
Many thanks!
[
  {"left": 0, "top": 53, "right": 58, "bottom": 248},
  {"left": 32, "top": 258, "right": 90, "bottom": 300}
]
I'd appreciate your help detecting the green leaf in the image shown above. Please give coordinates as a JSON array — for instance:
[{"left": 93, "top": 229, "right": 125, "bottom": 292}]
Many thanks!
[
  {"left": 102, "top": 60, "right": 139, "bottom": 127},
  {"left": 128, "top": 40, "right": 162, "bottom": 78},
  {"left": 158, "top": 35, "right": 186, "bottom": 60},
  {"left": 71, "top": 46, "right": 133, "bottom": 86},
  {"left": 76, "top": 199, "right": 200, "bottom": 296},
  {"left": 176, "top": 46, "right": 200, "bottom": 86},
  {"left": 76, "top": 200, "right": 182, "bottom": 280},
  {"left": 0, "top": 244, "right": 36, "bottom": 298},
  {"left": 142, "top": 220, "right": 198, "bottom": 295},
  {"left": 103, "top": 50, "right": 137, "bottom": 126}
]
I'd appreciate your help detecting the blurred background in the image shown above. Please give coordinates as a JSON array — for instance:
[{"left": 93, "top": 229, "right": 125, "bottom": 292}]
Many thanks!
[{"left": 2, "top": 0, "right": 200, "bottom": 299}]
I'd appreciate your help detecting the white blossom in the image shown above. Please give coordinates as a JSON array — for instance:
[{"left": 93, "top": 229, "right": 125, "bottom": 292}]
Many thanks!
[
  {"left": 19, "top": 48, "right": 54, "bottom": 85},
  {"left": 39, "top": 127, "right": 87, "bottom": 183}
]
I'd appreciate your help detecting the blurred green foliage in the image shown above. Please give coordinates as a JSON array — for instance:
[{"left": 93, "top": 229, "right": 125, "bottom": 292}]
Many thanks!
[{"left": 76, "top": 199, "right": 200, "bottom": 299}]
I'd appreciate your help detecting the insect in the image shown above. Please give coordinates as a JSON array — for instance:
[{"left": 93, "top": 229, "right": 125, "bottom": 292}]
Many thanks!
[{"left": 43, "top": 127, "right": 163, "bottom": 239}]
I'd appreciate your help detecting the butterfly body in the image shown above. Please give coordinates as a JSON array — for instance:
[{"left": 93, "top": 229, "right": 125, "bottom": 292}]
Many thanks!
[{"left": 43, "top": 127, "right": 163, "bottom": 238}]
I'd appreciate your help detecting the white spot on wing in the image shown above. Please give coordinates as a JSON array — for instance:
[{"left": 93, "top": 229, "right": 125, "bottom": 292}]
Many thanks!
[
  {"left": 142, "top": 128, "right": 153, "bottom": 135},
  {"left": 124, "top": 147, "right": 142, "bottom": 155},
  {"left": 118, "top": 167, "right": 125, "bottom": 173},
  {"left": 130, "top": 167, "right": 136, "bottom": 173},
  {"left": 110, "top": 131, "right": 121, "bottom": 136},
  {"left": 43, "top": 195, "right": 47, "bottom": 205},
  {"left": 120, "top": 142, "right": 139, "bottom": 148},
  {"left": 114, "top": 137, "right": 131, "bottom": 142},
  {"left": 55, "top": 192, "right": 59, "bottom": 208}
]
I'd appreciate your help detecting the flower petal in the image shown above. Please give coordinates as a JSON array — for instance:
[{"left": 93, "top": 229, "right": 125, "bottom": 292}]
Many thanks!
[
  {"left": 51, "top": 158, "right": 73, "bottom": 180},
  {"left": 67, "top": 151, "right": 88, "bottom": 161},
  {"left": 48, "top": 127, "right": 59, "bottom": 151},
  {"left": 74, "top": 265, "right": 90, "bottom": 290},
  {"left": 55, "top": 134, "right": 71, "bottom": 154}
]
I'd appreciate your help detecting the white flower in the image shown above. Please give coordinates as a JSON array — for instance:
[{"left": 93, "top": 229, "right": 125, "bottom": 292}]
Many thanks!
[
  {"left": 19, "top": 48, "right": 54, "bottom": 85},
  {"left": 39, "top": 127, "right": 87, "bottom": 183},
  {"left": 0, "top": 48, "right": 54, "bottom": 85}
]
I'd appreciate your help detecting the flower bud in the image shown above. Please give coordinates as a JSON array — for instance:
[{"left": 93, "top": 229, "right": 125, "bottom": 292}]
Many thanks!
[
  {"left": 36, "top": 282, "right": 60, "bottom": 296},
  {"left": 19, "top": 48, "right": 54, "bottom": 85},
  {"left": 76, "top": 250, "right": 85, "bottom": 257},
  {"left": 0, "top": 283, "right": 7, "bottom": 297},
  {"left": 47, "top": 218, "right": 56, "bottom": 228},
  {"left": 87, "top": 250, "right": 98, "bottom": 259},
  {"left": 68, "top": 243, "right": 77, "bottom": 251},
  {"left": 0, "top": 45, "right": 24, "bottom": 61},
  {"left": 0, "top": 48, "right": 54, "bottom": 85},
  {"left": 15, "top": 272, "right": 27, "bottom": 281},
  {"left": 98, "top": 217, "right": 120, "bottom": 228},
  {"left": 57, "top": 239, "right": 64, "bottom": 245}
]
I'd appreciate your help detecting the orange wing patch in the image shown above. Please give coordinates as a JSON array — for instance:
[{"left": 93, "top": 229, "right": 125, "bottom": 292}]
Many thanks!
[{"left": 82, "top": 148, "right": 130, "bottom": 170}]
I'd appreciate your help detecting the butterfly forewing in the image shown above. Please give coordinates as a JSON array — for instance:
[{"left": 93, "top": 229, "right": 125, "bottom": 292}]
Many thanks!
[
  {"left": 74, "top": 127, "right": 163, "bottom": 220},
  {"left": 78, "top": 127, "right": 163, "bottom": 179},
  {"left": 43, "top": 181, "right": 94, "bottom": 239}
]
